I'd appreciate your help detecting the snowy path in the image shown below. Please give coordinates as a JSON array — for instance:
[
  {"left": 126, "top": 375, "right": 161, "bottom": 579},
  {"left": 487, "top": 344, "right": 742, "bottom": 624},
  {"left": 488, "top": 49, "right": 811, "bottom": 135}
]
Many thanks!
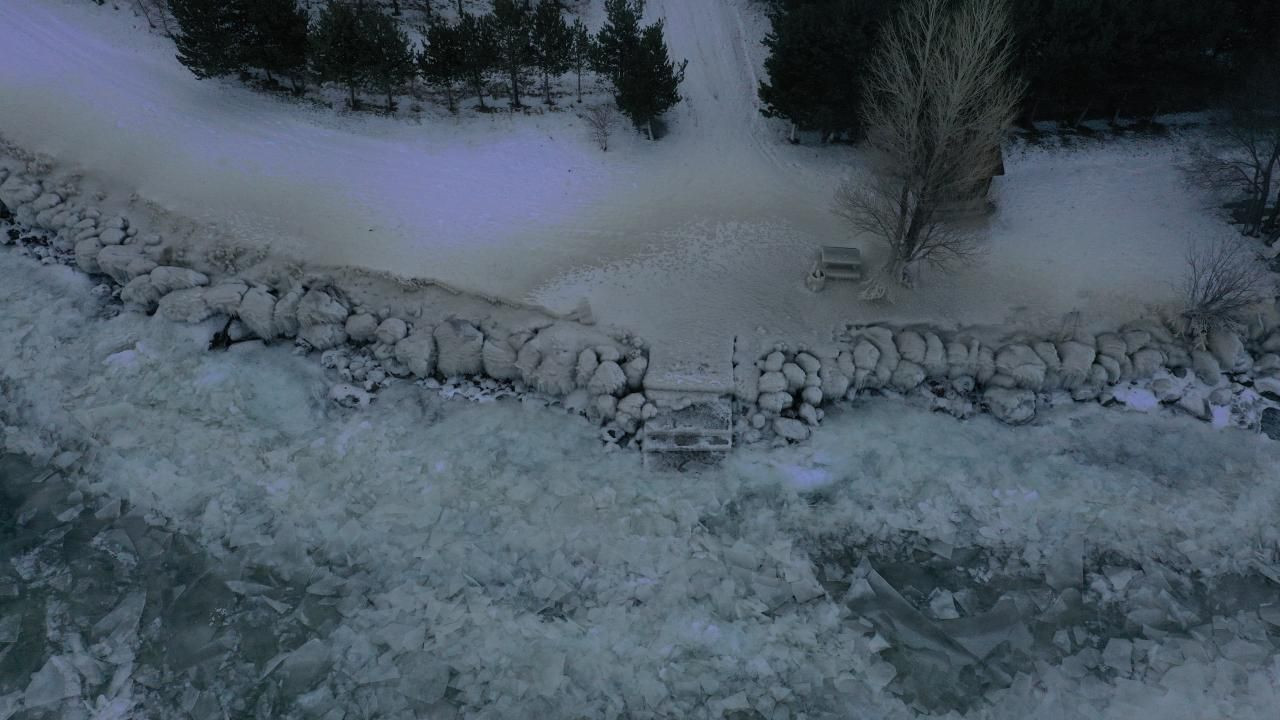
[
  {"left": 0, "top": 0, "right": 1242, "bottom": 358},
  {"left": 3, "top": 250, "right": 1280, "bottom": 717}
]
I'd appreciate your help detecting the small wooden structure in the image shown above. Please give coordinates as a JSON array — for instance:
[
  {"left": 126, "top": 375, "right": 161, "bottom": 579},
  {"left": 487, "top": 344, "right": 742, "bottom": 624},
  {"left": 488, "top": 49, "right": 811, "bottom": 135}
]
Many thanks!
[
  {"left": 807, "top": 245, "right": 865, "bottom": 291},
  {"left": 934, "top": 145, "right": 1006, "bottom": 219}
]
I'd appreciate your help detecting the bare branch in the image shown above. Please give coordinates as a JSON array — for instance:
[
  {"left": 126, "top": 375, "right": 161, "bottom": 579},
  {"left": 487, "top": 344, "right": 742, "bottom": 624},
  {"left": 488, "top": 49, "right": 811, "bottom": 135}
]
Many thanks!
[
  {"left": 583, "top": 104, "right": 619, "bottom": 152},
  {"left": 1179, "top": 239, "right": 1274, "bottom": 338}
]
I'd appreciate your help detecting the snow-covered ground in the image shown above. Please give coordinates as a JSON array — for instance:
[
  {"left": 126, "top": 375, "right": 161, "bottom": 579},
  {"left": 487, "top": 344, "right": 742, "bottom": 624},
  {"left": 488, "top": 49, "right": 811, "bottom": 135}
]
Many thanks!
[
  {"left": 0, "top": 0, "right": 1242, "bottom": 362},
  {"left": 4, "top": 231, "right": 1280, "bottom": 718}
]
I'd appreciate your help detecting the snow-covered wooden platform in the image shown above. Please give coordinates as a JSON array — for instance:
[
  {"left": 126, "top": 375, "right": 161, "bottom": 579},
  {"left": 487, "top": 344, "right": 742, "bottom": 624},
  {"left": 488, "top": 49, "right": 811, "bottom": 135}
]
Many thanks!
[{"left": 641, "top": 342, "right": 735, "bottom": 468}]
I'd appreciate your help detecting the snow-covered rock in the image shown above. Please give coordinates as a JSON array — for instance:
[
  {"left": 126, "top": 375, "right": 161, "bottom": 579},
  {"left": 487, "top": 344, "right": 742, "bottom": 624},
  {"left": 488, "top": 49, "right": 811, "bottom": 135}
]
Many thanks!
[
  {"left": 1130, "top": 348, "right": 1165, "bottom": 379},
  {"left": 624, "top": 356, "right": 647, "bottom": 390},
  {"left": 763, "top": 351, "right": 785, "bottom": 372},
  {"left": 819, "top": 365, "right": 850, "bottom": 401},
  {"left": 296, "top": 288, "right": 349, "bottom": 327},
  {"left": 795, "top": 352, "right": 821, "bottom": 374},
  {"left": 801, "top": 385, "right": 823, "bottom": 406},
  {"left": 983, "top": 388, "right": 1037, "bottom": 425},
  {"left": 1096, "top": 333, "right": 1127, "bottom": 360},
  {"left": 272, "top": 288, "right": 303, "bottom": 338},
  {"left": 98, "top": 228, "right": 126, "bottom": 245},
  {"left": 975, "top": 345, "right": 996, "bottom": 384},
  {"left": 1151, "top": 377, "right": 1184, "bottom": 403},
  {"left": 157, "top": 287, "right": 213, "bottom": 323},
  {"left": 852, "top": 340, "right": 880, "bottom": 389},
  {"left": 205, "top": 282, "right": 247, "bottom": 315},
  {"left": 995, "top": 344, "right": 1047, "bottom": 390},
  {"left": 120, "top": 274, "right": 161, "bottom": 311},
  {"left": 1191, "top": 351, "right": 1223, "bottom": 386},
  {"left": 376, "top": 317, "right": 408, "bottom": 345},
  {"left": 96, "top": 245, "right": 148, "bottom": 284},
  {"left": 773, "top": 417, "right": 810, "bottom": 442},
  {"left": 799, "top": 402, "right": 820, "bottom": 426},
  {"left": 149, "top": 266, "right": 209, "bottom": 293},
  {"left": 759, "top": 371, "right": 788, "bottom": 395},
  {"left": 588, "top": 361, "right": 627, "bottom": 396},
  {"left": 595, "top": 394, "right": 618, "bottom": 421},
  {"left": 329, "top": 383, "right": 372, "bottom": 408},
  {"left": 74, "top": 238, "right": 102, "bottom": 273},
  {"left": 891, "top": 361, "right": 926, "bottom": 391},
  {"left": 434, "top": 319, "right": 485, "bottom": 377},
  {"left": 758, "top": 391, "right": 792, "bottom": 414},
  {"left": 562, "top": 389, "right": 590, "bottom": 414},
  {"left": 345, "top": 313, "right": 378, "bottom": 344},
  {"left": 575, "top": 348, "right": 599, "bottom": 387},
  {"left": 1122, "top": 330, "right": 1152, "bottom": 354},
  {"left": 735, "top": 363, "right": 761, "bottom": 403},
  {"left": 395, "top": 331, "right": 437, "bottom": 378},
  {"left": 299, "top": 323, "right": 347, "bottom": 350},
  {"left": 923, "top": 333, "right": 948, "bottom": 378},
  {"left": 236, "top": 287, "right": 277, "bottom": 340},
  {"left": 1207, "top": 328, "right": 1250, "bottom": 373},
  {"left": 1096, "top": 354, "right": 1122, "bottom": 384},
  {"left": 482, "top": 337, "right": 520, "bottom": 380},
  {"left": 781, "top": 362, "right": 806, "bottom": 391},
  {"left": 618, "top": 393, "right": 646, "bottom": 418},
  {"left": 896, "top": 330, "right": 926, "bottom": 364},
  {"left": 1057, "top": 340, "right": 1096, "bottom": 389},
  {"left": 860, "top": 327, "right": 899, "bottom": 386}
]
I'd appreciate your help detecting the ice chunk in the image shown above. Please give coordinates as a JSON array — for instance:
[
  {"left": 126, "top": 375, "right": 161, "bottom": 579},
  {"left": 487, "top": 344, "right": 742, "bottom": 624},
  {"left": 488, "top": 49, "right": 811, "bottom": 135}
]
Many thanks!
[
  {"left": 928, "top": 589, "right": 961, "bottom": 620},
  {"left": 24, "top": 656, "right": 81, "bottom": 708}
]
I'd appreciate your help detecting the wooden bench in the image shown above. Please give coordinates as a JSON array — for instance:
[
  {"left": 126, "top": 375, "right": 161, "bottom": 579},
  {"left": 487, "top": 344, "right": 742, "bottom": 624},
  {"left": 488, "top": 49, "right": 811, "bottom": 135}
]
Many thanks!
[{"left": 817, "top": 245, "right": 864, "bottom": 281}]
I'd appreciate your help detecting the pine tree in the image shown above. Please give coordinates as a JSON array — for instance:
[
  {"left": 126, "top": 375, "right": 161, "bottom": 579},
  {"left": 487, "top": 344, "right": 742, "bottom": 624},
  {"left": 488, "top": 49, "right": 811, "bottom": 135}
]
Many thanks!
[
  {"left": 569, "top": 18, "right": 592, "bottom": 103},
  {"left": 457, "top": 12, "right": 498, "bottom": 109},
  {"left": 170, "top": 0, "right": 245, "bottom": 79},
  {"left": 241, "top": 0, "right": 310, "bottom": 93},
  {"left": 420, "top": 20, "right": 465, "bottom": 112},
  {"left": 530, "top": 0, "right": 572, "bottom": 105},
  {"left": 492, "top": 0, "right": 534, "bottom": 108},
  {"left": 311, "top": 1, "right": 368, "bottom": 108},
  {"left": 614, "top": 19, "right": 685, "bottom": 139},
  {"left": 593, "top": 0, "right": 643, "bottom": 84},
  {"left": 362, "top": 5, "right": 415, "bottom": 112}
]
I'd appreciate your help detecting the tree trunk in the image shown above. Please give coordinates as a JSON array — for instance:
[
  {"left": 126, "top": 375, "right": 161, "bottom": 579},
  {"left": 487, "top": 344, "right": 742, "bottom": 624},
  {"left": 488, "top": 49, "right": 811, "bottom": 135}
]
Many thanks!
[
  {"left": 543, "top": 71, "right": 552, "bottom": 104},
  {"left": 576, "top": 62, "right": 583, "bottom": 103},
  {"left": 509, "top": 66, "right": 522, "bottom": 108},
  {"left": 646, "top": 120, "right": 654, "bottom": 141},
  {"left": 471, "top": 76, "right": 487, "bottom": 109},
  {"left": 445, "top": 83, "right": 456, "bottom": 113},
  {"left": 387, "top": 90, "right": 395, "bottom": 113},
  {"left": 456, "top": 0, "right": 463, "bottom": 14},
  {"left": 349, "top": 83, "right": 358, "bottom": 109}
]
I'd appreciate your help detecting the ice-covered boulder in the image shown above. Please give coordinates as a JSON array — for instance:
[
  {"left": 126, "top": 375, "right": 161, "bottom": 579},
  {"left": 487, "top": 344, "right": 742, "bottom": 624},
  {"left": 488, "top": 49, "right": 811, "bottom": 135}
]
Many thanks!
[
  {"left": 618, "top": 393, "right": 646, "bottom": 418},
  {"left": 272, "top": 288, "right": 303, "bottom": 338},
  {"left": 149, "top": 266, "right": 209, "bottom": 294},
  {"left": 482, "top": 337, "right": 520, "bottom": 380},
  {"left": 205, "top": 282, "right": 247, "bottom": 316},
  {"left": 376, "top": 317, "right": 408, "bottom": 345},
  {"left": 759, "top": 371, "right": 788, "bottom": 394},
  {"left": 782, "top": 362, "right": 806, "bottom": 391},
  {"left": 1096, "top": 354, "right": 1122, "bottom": 384},
  {"left": 588, "top": 361, "right": 627, "bottom": 396},
  {"left": 1130, "top": 348, "right": 1165, "bottom": 379},
  {"left": 237, "top": 287, "right": 277, "bottom": 340},
  {"left": 758, "top": 391, "right": 792, "bottom": 414},
  {"left": 819, "top": 365, "right": 850, "bottom": 400},
  {"left": 158, "top": 287, "right": 213, "bottom": 323},
  {"left": 96, "top": 245, "right": 148, "bottom": 285},
  {"left": 296, "top": 288, "right": 349, "bottom": 327},
  {"left": 1207, "top": 328, "right": 1250, "bottom": 373},
  {"left": 995, "top": 344, "right": 1046, "bottom": 390},
  {"left": 595, "top": 394, "right": 618, "bottom": 421},
  {"left": 895, "top": 330, "right": 926, "bottom": 364},
  {"left": 795, "top": 352, "right": 821, "bottom": 374},
  {"left": 923, "top": 333, "right": 948, "bottom": 378},
  {"left": 74, "top": 238, "right": 102, "bottom": 273},
  {"left": 852, "top": 340, "right": 880, "bottom": 389},
  {"left": 624, "top": 355, "right": 647, "bottom": 390},
  {"left": 120, "top": 274, "right": 161, "bottom": 311},
  {"left": 575, "top": 348, "right": 599, "bottom": 387},
  {"left": 983, "top": 388, "right": 1036, "bottom": 425},
  {"left": 98, "top": 228, "right": 126, "bottom": 246},
  {"left": 345, "top": 313, "right": 378, "bottom": 344},
  {"left": 1191, "top": 351, "right": 1223, "bottom": 386},
  {"left": 763, "top": 351, "right": 785, "bottom": 372},
  {"left": 1057, "top": 341, "right": 1096, "bottom": 388},
  {"left": 735, "top": 363, "right": 761, "bottom": 404},
  {"left": 395, "top": 331, "right": 437, "bottom": 378},
  {"left": 801, "top": 385, "right": 823, "bottom": 406},
  {"left": 799, "top": 402, "right": 820, "bottom": 426},
  {"left": 891, "top": 361, "right": 926, "bottom": 391},
  {"left": 434, "top": 319, "right": 485, "bottom": 377},
  {"left": 299, "top": 324, "right": 347, "bottom": 350},
  {"left": 1096, "top": 333, "right": 1127, "bottom": 360},
  {"left": 773, "top": 417, "right": 810, "bottom": 442},
  {"left": 975, "top": 345, "right": 996, "bottom": 385}
]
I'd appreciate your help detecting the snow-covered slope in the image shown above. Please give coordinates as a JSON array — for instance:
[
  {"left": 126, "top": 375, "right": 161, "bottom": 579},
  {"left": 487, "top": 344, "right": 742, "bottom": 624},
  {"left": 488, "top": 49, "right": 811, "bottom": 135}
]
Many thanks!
[{"left": 0, "top": 0, "right": 1242, "bottom": 355}]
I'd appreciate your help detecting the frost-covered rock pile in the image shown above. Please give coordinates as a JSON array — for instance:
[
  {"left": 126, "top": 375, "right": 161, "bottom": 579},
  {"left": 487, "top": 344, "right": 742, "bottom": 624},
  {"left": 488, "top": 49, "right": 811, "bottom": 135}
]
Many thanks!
[
  {"left": 0, "top": 162, "right": 653, "bottom": 448},
  {"left": 735, "top": 320, "right": 1280, "bottom": 445}
]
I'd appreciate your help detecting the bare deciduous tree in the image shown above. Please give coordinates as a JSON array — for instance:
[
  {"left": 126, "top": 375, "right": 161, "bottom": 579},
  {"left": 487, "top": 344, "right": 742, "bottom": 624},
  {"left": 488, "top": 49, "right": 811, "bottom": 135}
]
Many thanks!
[
  {"left": 834, "top": 0, "right": 1023, "bottom": 293},
  {"left": 584, "top": 104, "right": 619, "bottom": 151},
  {"left": 1187, "top": 58, "right": 1280, "bottom": 242},
  {"left": 1179, "top": 240, "right": 1273, "bottom": 340},
  {"left": 133, "top": 0, "right": 175, "bottom": 37}
]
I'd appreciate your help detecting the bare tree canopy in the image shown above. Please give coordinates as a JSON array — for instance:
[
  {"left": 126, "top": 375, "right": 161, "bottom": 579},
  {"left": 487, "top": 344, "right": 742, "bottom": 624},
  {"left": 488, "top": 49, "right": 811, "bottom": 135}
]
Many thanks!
[{"left": 834, "top": 0, "right": 1023, "bottom": 293}]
